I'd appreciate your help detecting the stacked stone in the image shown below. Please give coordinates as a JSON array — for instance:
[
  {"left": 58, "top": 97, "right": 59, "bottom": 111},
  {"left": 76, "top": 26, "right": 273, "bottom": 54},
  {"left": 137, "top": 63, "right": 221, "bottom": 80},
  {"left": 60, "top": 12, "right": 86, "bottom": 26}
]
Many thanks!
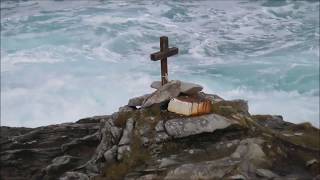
[{"left": 127, "top": 80, "right": 213, "bottom": 116}]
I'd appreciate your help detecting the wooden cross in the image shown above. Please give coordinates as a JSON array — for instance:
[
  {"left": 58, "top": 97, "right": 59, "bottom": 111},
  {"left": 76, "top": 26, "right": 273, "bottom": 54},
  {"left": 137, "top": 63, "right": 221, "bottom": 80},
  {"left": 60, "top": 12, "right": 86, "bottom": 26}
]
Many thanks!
[{"left": 150, "top": 36, "right": 179, "bottom": 85}]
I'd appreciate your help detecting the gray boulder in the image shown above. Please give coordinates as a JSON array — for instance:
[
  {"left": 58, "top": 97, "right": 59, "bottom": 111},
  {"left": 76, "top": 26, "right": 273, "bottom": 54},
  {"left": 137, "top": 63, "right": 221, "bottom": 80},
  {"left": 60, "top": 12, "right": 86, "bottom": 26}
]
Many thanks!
[
  {"left": 128, "top": 94, "right": 151, "bottom": 107},
  {"left": 150, "top": 80, "right": 203, "bottom": 95},
  {"left": 142, "top": 80, "right": 181, "bottom": 108},
  {"left": 230, "top": 138, "right": 268, "bottom": 175},
  {"left": 164, "top": 114, "right": 240, "bottom": 138},
  {"left": 164, "top": 138, "right": 268, "bottom": 180},
  {"left": 92, "top": 119, "right": 122, "bottom": 161}
]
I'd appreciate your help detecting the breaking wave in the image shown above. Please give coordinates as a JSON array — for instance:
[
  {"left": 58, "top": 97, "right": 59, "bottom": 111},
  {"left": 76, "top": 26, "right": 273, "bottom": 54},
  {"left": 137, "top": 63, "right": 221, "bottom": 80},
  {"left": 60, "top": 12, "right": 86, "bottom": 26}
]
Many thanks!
[{"left": 1, "top": 0, "right": 319, "bottom": 127}]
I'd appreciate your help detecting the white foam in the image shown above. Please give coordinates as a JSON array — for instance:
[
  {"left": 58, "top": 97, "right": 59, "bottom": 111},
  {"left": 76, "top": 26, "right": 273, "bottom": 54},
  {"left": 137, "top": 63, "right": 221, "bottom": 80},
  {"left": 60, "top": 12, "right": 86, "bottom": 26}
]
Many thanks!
[
  {"left": 1, "top": 71, "right": 154, "bottom": 127},
  {"left": 204, "top": 86, "right": 319, "bottom": 127},
  {"left": 1, "top": 0, "right": 319, "bottom": 128}
]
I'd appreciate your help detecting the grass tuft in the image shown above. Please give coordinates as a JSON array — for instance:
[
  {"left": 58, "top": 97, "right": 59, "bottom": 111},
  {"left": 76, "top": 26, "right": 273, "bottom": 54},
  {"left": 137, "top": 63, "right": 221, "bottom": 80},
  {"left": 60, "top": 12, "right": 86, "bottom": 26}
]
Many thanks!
[{"left": 102, "top": 131, "right": 151, "bottom": 180}]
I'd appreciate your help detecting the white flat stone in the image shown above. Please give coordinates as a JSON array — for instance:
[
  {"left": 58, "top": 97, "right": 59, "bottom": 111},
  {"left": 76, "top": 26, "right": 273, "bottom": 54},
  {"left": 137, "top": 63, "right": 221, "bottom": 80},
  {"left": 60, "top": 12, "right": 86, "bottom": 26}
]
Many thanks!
[
  {"left": 167, "top": 97, "right": 211, "bottom": 116},
  {"left": 306, "top": 159, "right": 318, "bottom": 166}
]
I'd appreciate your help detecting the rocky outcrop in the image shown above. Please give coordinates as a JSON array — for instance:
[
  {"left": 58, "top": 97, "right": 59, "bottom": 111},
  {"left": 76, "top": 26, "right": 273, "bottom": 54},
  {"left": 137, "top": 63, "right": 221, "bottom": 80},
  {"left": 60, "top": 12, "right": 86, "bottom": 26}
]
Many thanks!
[
  {"left": 1, "top": 90, "right": 319, "bottom": 180},
  {"left": 164, "top": 138, "right": 268, "bottom": 180},
  {"left": 0, "top": 120, "right": 101, "bottom": 180}
]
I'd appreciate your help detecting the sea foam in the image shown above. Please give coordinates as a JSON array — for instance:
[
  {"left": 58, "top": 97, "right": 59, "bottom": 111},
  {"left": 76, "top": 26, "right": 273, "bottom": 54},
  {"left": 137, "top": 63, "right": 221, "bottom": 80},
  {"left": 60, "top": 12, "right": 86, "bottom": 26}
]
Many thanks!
[{"left": 1, "top": 0, "right": 319, "bottom": 127}]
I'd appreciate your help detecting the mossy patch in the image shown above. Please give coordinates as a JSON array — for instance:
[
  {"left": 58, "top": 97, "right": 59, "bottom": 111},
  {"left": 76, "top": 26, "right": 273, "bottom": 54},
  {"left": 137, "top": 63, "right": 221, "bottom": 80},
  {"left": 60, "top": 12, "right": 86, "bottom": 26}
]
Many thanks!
[
  {"left": 276, "top": 122, "right": 320, "bottom": 150},
  {"left": 101, "top": 132, "right": 151, "bottom": 180},
  {"left": 142, "top": 104, "right": 162, "bottom": 118},
  {"left": 251, "top": 115, "right": 274, "bottom": 121},
  {"left": 113, "top": 106, "right": 161, "bottom": 129},
  {"left": 211, "top": 100, "right": 248, "bottom": 117},
  {"left": 279, "top": 131, "right": 320, "bottom": 150},
  {"left": 231, "top": 114, "right": 250, "bottom": 128},
  {"left": 114, "top": 111, "right": 134, "bottom": 128},
  {"left": 98, "top": 107, "right": 162, "bottom": 179},
  {"left": 160, "top": 142, "right": 180, "bottom": 157},
  {"left": 286, "top": 122, "right": 315, "bottom": 132},
  {"left": 246, "top": 116, "right": 320, "bottom": 151}
]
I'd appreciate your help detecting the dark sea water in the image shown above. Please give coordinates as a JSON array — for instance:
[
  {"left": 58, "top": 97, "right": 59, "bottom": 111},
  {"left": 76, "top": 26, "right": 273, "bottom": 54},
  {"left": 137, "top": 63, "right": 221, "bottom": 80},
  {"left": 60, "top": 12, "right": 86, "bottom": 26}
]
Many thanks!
[{"left": 1, "top": 0, "right": 319, "bottom": 127}]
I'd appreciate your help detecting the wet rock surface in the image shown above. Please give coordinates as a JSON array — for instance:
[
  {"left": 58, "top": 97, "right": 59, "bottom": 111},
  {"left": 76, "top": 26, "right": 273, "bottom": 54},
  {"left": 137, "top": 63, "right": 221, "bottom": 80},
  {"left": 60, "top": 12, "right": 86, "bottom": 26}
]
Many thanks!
[{"left": 1, "top": 92, "right": 319, "bottom": 180}]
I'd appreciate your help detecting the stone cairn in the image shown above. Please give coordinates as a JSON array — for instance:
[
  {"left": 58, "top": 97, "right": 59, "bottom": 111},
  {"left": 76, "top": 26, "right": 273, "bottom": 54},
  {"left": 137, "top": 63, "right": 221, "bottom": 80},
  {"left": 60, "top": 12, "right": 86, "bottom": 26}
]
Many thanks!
[{"left": 128, "top": 36, "right": 212, "bottom": 116}]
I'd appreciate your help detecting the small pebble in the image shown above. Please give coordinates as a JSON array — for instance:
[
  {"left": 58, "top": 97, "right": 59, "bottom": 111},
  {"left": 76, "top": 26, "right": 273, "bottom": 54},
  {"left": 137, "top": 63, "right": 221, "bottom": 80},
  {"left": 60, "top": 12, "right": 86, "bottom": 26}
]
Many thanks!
[
  {"left": 306, "top": 159, "right": 318, "bottom": 167},
  {"left": 282, "top": 133, "right": 294, "bottom": 137},
  {"left": 294, "top": 132, "right": 303, "bottom": 136}
]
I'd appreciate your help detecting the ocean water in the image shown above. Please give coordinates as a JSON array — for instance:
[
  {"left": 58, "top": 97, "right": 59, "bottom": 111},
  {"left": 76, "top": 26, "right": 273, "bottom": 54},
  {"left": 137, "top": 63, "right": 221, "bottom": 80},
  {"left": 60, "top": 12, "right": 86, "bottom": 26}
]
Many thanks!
[{"left": 1, "top": 0, "right": 319, "bottom": 127}]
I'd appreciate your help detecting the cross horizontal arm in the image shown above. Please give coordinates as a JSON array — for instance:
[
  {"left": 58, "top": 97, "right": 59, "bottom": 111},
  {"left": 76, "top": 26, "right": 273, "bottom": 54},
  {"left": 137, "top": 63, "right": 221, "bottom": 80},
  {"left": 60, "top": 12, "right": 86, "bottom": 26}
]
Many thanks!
[{"left": 150, "top": 47, "right": 179, "bottom": 61}]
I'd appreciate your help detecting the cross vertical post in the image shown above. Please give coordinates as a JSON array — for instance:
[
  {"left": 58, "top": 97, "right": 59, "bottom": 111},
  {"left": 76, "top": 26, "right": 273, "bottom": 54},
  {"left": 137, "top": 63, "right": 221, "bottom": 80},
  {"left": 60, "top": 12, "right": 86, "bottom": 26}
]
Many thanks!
[
  {"left": 150, "top": 36, "right": 179, "bottom": 86},
  {"left": 160, "top": 36, "right": 168, "bottom": 85}
]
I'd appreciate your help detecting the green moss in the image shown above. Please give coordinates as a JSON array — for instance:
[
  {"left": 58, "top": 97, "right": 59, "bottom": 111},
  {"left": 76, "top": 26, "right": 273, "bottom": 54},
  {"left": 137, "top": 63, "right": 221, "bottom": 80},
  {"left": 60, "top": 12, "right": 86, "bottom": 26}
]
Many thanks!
[
  {"left": 287, "top": 122, "right": 314, "bottom": 131},
  {"left": 143, "top": 104, "right": 161, "bottom": 118},
  {"left": 251, "top": 115, "right": 274, "bottom": 121},
  {"left": 211, "top": 100, "right": 248, "bottom": 117},
  {"left": 103, "top": 132, "right": 151, "bottom": 180},
  {"left": 219, "top": 106, "right": 237, "bottom": 117},
  {"left": 277, "top": 122, "right": 320, "bottom": 150},
  {"left": 232, "top": 115, "right": 250, "bottom": 128},
  {"left": 160, "top": 142, "right": 180, "bottom": 157},
  {"left": 245, "top": 115, "right": 320, "bottom": 151},
  {"left": 114, "top": 111, "right": 133, "bottom": 128},
  {"left": 97, "top": 108, "right": 159, "bottom": 179},
  {"left": 279, "top": 131, "right": 320, "bottom": 150}
]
